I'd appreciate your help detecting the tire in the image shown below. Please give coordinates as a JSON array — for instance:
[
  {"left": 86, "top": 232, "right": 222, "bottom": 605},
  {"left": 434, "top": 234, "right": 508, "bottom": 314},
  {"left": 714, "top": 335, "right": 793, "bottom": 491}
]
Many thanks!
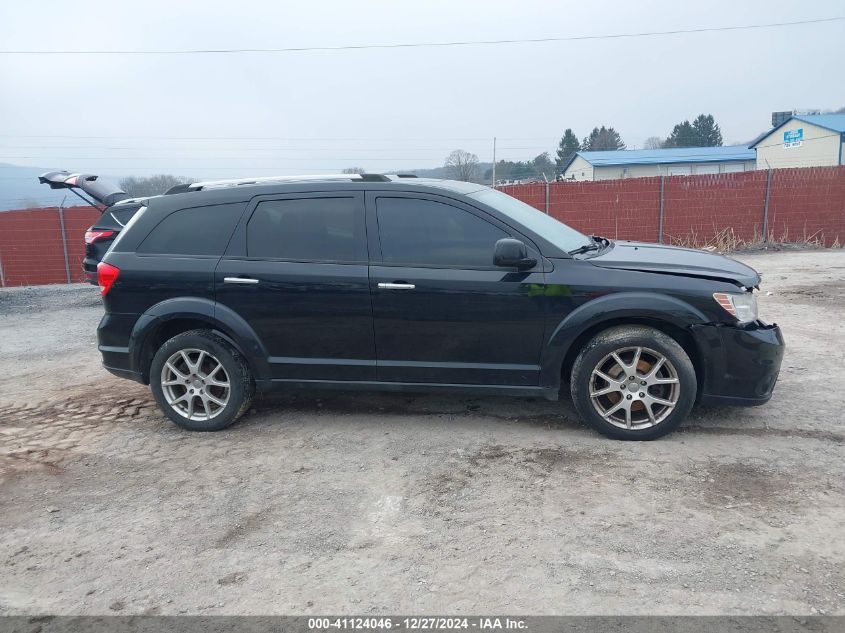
[
  {"left": 570, "top": 325, "right": 696, "bottom": 440},
  {"left": 149, "top": 329, "right": 254, "bottom": 431}
]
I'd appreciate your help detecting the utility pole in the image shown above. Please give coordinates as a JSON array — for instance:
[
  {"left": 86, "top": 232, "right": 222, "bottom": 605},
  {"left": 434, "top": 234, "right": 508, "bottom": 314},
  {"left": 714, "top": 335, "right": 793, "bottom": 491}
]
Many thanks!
[{"left": 491, "top": 137, "right": 497, "bottom": 186}]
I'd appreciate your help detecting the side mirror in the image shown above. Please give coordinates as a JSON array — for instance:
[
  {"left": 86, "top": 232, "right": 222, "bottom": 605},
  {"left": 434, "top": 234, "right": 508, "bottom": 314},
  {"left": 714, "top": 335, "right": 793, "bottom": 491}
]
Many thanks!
[{"left": 494, "top": 238, "right": 537, "bottom": 269}]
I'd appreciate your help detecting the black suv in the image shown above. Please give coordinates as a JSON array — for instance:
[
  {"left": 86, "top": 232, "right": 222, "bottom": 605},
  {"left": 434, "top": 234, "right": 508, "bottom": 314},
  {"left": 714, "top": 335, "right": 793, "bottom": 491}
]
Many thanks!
[{"left": 95, "top": 174, "right": 784, "bottom": 440}]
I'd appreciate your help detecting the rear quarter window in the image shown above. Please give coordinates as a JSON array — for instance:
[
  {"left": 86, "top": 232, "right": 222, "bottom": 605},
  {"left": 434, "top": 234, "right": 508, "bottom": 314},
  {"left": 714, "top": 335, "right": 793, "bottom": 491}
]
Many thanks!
[
  {"left": 137, "top": 203, "right": 243, "bottom": 256},
  {"left": 96, "top": 203, "right": 142, "bottom": 229}
]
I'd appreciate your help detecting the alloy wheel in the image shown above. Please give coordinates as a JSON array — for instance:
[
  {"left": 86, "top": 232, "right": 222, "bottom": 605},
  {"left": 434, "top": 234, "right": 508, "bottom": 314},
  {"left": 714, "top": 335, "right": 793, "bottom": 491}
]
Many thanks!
[
  {"left": 588, "top": 346, "right": 680, "bottom": 430},
  {"left": 160, "top": 348, "right": 231, "bottom": 421}
]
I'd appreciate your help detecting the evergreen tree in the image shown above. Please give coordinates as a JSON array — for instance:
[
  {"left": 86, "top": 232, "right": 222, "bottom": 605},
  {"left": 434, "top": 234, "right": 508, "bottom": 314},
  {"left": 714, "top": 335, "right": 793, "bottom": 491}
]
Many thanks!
[
  {"left": 663, "top": 121, "right": 698, "bottom": 148},
  {"left": 582, "top": 126, "right": 626, "bottom": 151},
  {"left": 691, "top": 114, "right": 723, "bottom": 146},
  {"left": 555, "top": 129, "right": 580, "bottom": 172},
  {"left": 664, "top": 114, "right": 723, "bottom": 147}
]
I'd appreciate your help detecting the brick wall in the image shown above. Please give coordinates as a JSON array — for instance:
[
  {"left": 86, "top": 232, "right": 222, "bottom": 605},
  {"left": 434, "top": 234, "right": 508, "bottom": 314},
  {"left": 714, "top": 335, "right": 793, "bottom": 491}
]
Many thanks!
[
  {"left": 662, "top": 171, "right": 768, "bottom": 244},
  {"left": 766, "top": 167, "right": 845, "bottom": 244},
  {"left": 503, "top": 166, "right": 845, "bottom": 247},
  {"left": 0, "top": 206, "right": 100, "bottom": 287}
]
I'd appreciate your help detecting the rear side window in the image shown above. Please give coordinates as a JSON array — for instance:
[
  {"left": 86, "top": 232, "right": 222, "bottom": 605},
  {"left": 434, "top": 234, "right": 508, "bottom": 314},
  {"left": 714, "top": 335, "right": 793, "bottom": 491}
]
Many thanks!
[
  {"left": 138, "top": 203, "right": 242, "bottom": 256},
  {"left": 247, "top": 197, "right": 359, "bottom": 262},
  {"left": 97, "top": 203, "right": 141, "bottom": 229},
  {"left": 376, "top": 197, "right": 508, "bottom": 268}
]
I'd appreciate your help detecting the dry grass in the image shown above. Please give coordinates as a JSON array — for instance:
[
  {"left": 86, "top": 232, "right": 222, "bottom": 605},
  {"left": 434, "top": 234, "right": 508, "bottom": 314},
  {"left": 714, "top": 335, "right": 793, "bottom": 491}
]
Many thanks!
[{"left": 665, "top": 224, "right": 838, "bottom": 252}]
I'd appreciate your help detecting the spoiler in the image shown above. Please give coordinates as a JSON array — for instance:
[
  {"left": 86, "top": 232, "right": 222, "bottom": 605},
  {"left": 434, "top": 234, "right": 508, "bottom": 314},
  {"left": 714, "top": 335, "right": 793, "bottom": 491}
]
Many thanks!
[{"left": 38, "top": 171, "right": 130, "bottom": 207}]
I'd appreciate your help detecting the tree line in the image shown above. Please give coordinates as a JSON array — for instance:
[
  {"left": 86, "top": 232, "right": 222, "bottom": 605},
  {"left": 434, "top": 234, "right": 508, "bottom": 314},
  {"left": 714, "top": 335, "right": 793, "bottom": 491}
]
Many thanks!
[
  {"left": 436, "top": 113, "right": 725, "bottom": 183},
  {"left": 553, "top": 114, "right": 723, "bottom": 175}
]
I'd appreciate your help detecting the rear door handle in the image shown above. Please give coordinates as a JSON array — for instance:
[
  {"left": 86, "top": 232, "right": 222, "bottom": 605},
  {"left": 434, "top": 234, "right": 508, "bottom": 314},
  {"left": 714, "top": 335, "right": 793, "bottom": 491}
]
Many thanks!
[
  {"left": 378, "top": 282, "right": 415, "bottom": 290},
  {"left": 223, "top": 277, "right": 260, "bottom": 285}
]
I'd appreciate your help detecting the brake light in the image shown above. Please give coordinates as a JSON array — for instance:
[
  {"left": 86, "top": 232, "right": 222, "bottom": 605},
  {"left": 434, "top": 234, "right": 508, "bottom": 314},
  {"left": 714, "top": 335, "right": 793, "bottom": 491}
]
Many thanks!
[
  {"left": 85, "top": 230, "right": 115, "bottom": 244},
  {"left": 97, "top": 262, "right": 120, "bottom": 296}
]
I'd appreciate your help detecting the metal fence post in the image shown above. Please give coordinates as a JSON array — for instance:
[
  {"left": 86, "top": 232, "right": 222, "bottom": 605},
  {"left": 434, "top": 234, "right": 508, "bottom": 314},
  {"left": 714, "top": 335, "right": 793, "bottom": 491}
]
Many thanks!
[
  {"left": 58, "top": 200, "right": 72, "bottom": 284},
  {"left": 658, "top": 176, "right": 665, "bottom": 244},
  {"left": 762, "top": 169, "right": 773, "bottom": 243},
  {"left": 544, "top": 178, "right": 550, "bottom": 215}
]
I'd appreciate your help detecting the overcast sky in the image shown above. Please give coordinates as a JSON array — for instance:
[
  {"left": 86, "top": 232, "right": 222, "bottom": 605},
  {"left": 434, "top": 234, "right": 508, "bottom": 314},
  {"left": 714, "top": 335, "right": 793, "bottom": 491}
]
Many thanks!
[{"left": 0, "top": 0, "right": 843, "bottom": 182}]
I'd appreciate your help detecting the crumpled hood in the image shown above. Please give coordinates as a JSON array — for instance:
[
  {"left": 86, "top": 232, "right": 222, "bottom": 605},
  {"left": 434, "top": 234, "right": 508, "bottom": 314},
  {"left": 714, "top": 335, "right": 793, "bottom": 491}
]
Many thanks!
[{"left": 588, "top": 241, "right": 761, "bottom": 287}]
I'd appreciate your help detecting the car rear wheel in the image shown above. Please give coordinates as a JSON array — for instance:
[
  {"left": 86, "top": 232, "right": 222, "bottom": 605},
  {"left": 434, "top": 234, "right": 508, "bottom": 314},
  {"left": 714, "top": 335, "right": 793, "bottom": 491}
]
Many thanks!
[
  {"left": 570, "top": 325, "right": 696, "bottom": 440},
  {"left": 150, "top": 329, "right": 254, "bottom": 431}
]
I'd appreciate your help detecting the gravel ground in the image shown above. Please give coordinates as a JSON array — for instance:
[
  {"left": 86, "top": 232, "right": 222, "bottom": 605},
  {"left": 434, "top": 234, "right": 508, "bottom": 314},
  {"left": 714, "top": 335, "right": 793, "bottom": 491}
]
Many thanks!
[{"left": 0, "top": 250, "right": 843, "bottom": 616}]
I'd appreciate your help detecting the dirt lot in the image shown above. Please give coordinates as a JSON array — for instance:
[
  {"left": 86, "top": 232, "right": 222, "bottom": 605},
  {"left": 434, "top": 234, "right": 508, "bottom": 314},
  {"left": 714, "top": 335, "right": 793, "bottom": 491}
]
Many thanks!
[{"left": 0, "top": 250, "right": 843, "bottom": 616}]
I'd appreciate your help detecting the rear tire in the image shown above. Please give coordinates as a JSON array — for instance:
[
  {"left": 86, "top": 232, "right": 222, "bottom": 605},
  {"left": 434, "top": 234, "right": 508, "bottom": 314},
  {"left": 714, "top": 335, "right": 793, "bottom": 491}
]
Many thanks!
[
  {"left": 570, "top": 325, "right": 696, "bottom": 440},
  {"left": 149, "top": 329, "right": 254, "bottom": 431}
]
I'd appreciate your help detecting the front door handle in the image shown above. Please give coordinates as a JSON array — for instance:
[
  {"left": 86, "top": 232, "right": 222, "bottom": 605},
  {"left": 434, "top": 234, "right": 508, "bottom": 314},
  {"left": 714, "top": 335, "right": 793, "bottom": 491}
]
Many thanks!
[
  {"left": 378, "top": 282, "right": 415, "bottom": 290},
  {"left": 223, "top": 277, "right": 259, "bottom": 285}
]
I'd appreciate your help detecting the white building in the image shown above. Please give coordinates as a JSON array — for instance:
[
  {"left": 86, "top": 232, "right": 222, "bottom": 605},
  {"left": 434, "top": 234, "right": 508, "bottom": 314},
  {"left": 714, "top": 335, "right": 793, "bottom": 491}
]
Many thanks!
[
  {"left": 561, "top": 146, "right": 756, "bottom": 181},
  {"left": 751, "top": 114, "right": 845, "bottom": 170}
]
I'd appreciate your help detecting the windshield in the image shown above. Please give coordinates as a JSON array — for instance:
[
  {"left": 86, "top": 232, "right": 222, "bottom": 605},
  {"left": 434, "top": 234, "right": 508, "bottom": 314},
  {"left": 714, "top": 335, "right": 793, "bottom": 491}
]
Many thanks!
[{"left": 468, "top": 188, "right": 591, "bottom": 253}]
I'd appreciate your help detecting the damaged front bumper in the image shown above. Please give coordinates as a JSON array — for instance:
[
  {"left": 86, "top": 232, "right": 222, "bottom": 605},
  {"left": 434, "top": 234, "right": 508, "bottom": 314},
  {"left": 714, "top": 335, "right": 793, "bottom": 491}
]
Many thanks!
[{"left": 690, "top": 321, "right": 785, "bottom": 407}]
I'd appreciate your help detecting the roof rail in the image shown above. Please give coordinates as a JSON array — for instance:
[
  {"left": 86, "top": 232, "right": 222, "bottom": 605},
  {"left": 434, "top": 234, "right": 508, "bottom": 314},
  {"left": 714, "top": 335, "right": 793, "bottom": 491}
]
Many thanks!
[{"left": 186, "top": 173, "right": 390, "bottom": 191}]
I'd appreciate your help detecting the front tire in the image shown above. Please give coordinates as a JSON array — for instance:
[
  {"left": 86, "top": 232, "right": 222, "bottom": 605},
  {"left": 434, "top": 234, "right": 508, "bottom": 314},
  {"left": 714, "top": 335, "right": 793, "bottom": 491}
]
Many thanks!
[
  {"left": 150, "top": 329, "right": 254, "bottom": 431},
  {"left": 570, "top": 325, "right": 696, "bottom": 440}
]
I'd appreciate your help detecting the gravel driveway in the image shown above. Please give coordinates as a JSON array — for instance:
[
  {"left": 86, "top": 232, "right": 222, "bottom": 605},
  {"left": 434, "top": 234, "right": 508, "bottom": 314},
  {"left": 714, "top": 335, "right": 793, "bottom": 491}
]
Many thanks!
[{"left": 0, "top": 250, "right": 843, "bottom": 615}]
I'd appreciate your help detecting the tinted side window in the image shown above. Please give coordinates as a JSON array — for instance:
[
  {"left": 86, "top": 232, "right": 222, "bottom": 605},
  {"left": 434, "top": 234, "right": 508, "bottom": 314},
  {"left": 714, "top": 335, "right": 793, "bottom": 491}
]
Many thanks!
[
  {"left": 97, "top": 203, "right": 142, "bottom": 229},
  {"left": 247, "top": 197, "right": 358, "bottom": 262},
  {"left": 138, "top": 203, "right": 243, "bottom": 256},
  {"left": 376, "top": 197, "right": 508, "bottom": 267}
]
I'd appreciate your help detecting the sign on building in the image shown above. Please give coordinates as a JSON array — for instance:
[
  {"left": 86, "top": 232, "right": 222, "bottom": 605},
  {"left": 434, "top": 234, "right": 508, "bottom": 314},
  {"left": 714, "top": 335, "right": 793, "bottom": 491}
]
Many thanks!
[{"left": 783, "top": 128, "right": 803, "bottom": 149}]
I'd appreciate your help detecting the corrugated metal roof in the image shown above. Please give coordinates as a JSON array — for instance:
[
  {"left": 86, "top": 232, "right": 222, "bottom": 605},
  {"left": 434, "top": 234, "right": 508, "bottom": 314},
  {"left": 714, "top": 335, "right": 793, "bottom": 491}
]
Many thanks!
[
  {"left": 569, "top": 145, "right": 755, "bottom": 169},
  {"left": 791, "top": 114, "right": 845, "bottom": 133}
]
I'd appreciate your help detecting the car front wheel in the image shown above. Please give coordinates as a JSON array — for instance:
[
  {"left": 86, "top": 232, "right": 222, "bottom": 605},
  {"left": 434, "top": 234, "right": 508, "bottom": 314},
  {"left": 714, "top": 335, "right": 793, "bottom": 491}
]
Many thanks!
[
  {"left": 570, "top": 325, "right": 696, "bottom": 440},
  {"left": 150, "top": 329, "right": 254, "bottom": 431}
]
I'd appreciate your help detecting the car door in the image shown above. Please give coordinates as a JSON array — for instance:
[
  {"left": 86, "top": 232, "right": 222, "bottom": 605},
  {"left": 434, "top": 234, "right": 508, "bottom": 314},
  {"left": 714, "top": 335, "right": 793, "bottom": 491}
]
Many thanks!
[
  {"left": 215, "top": 191, "right": 376, "bottom": 381},
  {"left": 367, "top": 191, "right": 547, "bottom": 386}
]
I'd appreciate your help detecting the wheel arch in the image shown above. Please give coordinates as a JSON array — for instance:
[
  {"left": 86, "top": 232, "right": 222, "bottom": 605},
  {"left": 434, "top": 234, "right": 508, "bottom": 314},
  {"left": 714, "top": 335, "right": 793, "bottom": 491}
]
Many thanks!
[
  {"left": 130, "top": 297, "right": 269, "bottom": 384},
  {"left": 540, "top": 292, "right": 707, "bottom": 395}
]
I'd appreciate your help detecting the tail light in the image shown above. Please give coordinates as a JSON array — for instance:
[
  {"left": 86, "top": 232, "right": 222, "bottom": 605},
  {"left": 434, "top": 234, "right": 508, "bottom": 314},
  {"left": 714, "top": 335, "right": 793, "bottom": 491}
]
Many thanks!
[
  {"left": 85, "top": 230, "right": 115, "bottom": 244},
  {"left": 97, "top": 262, "right": 120, "bottom": 296}
]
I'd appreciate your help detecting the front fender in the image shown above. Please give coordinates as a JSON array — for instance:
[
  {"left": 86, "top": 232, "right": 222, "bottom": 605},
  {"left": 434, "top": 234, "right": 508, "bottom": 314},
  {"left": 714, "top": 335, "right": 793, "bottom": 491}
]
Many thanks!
[
  {"left": 539, "top": 292, "right": 707, "bottom": 389},
  {"left": 129, "top": 297, "right": 270, "bottom": 383}
]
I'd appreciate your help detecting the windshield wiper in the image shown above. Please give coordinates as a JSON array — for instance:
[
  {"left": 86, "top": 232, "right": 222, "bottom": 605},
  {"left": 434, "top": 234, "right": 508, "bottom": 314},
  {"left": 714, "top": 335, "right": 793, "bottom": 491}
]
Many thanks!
[
  {"left": 568, "top": 242, "right": 600, "bottom": 255},
  {"left": 569, "top": 235, "right": 613, "bottom": 255}
]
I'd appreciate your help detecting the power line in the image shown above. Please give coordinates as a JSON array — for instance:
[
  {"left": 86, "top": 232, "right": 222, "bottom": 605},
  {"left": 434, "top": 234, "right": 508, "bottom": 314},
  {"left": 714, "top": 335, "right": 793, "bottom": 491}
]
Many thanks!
[
  {"left": 5, "top": 143, "right": 829, "bottom": 164},
  {"left": 0, "top": 134, "right": 535, "bottom": 140},
  {"left": 0, "top": 166, "right": 412, "bottom": 171},
  {"left": 0, "top": 156, "right": 470, "bottom": 161},
  {"left": 1, "top": 17, "right": 842, "bottom": 55},
  {"left": 0, "top": 145, "right": 515, "bottom": 151}
]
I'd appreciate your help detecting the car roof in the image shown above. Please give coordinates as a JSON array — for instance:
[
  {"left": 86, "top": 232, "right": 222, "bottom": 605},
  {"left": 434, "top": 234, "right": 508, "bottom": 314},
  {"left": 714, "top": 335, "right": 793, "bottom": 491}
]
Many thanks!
[{"left": 143, "top": 176, "right": 489, "bottom": 208}]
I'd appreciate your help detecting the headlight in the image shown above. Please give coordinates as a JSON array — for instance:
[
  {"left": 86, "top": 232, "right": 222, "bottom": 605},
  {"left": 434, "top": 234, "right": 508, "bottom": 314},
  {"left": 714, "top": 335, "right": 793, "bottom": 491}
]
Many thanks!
[{"left": 713, "top": 292, "right": 758, "bottom": 324}]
